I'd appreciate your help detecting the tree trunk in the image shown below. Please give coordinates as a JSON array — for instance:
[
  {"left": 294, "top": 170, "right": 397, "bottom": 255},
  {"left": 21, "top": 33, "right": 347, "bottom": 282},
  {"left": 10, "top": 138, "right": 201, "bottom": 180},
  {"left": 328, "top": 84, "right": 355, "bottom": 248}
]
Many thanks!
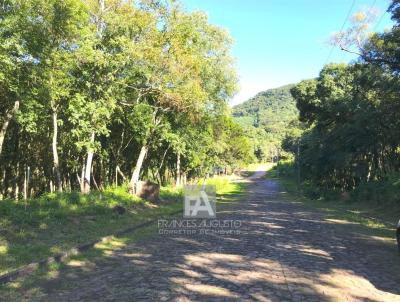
[
  {"left": 176, "top": 152, "right": 181, "bottom": 187},
  {"left": 78, "top": 159, "right": 85, "bottom": 192},
  {"left": 91, "top": 165, "right": 100, "bottom": 191},
  {"left": 156, "top": 146, "right": 170, "bottom": 185},
  {"left": 0, "top": 100, "right": 19, "bottom": 156},
  {"left": 52, "top": 110, "right": 62, "bottom": 192},
  {"left": 82, "top": 132, "right": 95, "bottom": 194},
  {"left": 14, "top": 160, "right": 19, "bottom": 201},
  {"left": 1, "top": 169, "right": 5, "bottom": 199},
  {"left": 99, "top": 157, "right": 105, "bottom": 190},
  {"left": 116, "top": 165, "right": 127, "bottom": 181},
  {"left": 129, "top": 145, "right": 148, "bottom": 194}
]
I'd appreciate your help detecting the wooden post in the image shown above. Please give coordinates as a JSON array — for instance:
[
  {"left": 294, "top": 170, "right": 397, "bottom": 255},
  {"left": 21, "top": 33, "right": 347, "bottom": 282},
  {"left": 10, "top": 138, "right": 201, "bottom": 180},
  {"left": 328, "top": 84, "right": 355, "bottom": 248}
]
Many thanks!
[{"left": 176, "top": 152, "right": 181, "bottom": 187}]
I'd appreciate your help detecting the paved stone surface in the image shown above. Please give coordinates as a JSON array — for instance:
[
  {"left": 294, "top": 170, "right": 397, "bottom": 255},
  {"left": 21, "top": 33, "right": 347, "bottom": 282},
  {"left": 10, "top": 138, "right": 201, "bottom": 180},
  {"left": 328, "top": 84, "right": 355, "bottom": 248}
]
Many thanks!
[{"left": 14, "top": 172, "right": 400, "bottom": 301}]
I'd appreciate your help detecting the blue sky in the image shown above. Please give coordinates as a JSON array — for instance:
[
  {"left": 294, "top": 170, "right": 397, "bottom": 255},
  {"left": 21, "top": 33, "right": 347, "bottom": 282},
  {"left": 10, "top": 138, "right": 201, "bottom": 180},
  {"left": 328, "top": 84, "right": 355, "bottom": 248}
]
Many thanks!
[{"left": 182, "top": 0, "right": 394, "bottom": 106}]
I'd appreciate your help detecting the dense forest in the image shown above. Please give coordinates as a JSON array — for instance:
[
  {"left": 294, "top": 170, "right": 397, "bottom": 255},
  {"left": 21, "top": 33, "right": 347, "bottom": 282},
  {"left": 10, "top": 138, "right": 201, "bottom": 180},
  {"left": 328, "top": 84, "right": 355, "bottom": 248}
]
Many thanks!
[
  {"left": 232, "top": 84, "right": 299, "bottom": 162},
  {"left": 0, "top": 0, "right": 253, "bottom": 200},
  {"left": 283, "top": 0, "right": 400, "bottom": 200}
]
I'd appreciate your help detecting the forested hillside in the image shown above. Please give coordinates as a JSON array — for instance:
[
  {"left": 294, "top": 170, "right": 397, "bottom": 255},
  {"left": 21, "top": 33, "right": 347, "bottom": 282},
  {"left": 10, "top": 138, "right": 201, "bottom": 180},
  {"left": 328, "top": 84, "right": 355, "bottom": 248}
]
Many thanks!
[{"left": 232, "top": 84, "right": 299, "bottom": 161}]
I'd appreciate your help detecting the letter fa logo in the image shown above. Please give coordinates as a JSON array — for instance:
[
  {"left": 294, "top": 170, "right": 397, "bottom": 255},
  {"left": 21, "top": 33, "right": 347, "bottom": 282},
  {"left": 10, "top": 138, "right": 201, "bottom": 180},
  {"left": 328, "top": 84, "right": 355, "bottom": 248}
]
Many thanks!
[{"left": 184, "top": 185, "right": 216, "bottom": 218}]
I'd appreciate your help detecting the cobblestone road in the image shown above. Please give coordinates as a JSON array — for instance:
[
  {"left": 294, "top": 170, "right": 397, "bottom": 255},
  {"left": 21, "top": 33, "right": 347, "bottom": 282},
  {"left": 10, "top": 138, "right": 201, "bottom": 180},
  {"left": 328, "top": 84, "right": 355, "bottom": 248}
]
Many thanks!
[{"left": 15, "top": 172, "right": 400, "bottom": 301}]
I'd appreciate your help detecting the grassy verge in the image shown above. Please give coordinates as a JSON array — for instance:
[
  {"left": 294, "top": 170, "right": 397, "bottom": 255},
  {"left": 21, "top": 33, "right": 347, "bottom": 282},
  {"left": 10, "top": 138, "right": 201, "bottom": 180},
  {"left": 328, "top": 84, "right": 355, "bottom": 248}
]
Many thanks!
[
  {"left": 207, "top": 174, "right": 246, "bottom": 197},
  {"left": 0, "top": 184, "right": 184, "bottom": 276},
  {"left": 266, "top": 167, "right": 398, "bottom": 239},
  {"left": 0, "top": 223, "right": 160, "bottom": 301},
  {"left": 0, "top": 175, "right": 246, "bottom": 276},
  {"left": 0, "top": 174, "right": 247, "bottom": 300}
]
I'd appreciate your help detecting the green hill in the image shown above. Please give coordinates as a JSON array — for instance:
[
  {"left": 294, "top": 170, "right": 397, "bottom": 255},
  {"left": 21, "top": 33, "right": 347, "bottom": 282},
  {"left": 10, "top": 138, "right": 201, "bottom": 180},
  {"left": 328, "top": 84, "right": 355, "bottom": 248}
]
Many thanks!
[{"left": 232, "top": 84, "right": 299, "bottom": 161}]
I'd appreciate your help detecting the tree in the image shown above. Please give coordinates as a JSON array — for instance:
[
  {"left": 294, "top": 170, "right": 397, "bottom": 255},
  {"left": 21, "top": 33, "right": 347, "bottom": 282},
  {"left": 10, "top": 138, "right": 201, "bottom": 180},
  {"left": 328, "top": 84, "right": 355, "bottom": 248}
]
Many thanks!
[
  {"left": 118, "top": 5, "right": 238, "bottom": 194},
  {"left": 0, "top": 0, "right": 245, "bottom": 200},
  {"left": 0, "top": 0, "right": 27, "bottom": 157},
  {"left": 27, "top": 0, "right": 88, "bottom": 192},
  {"left": 290, "top": 61, "right": 400, "bottom": 192}
]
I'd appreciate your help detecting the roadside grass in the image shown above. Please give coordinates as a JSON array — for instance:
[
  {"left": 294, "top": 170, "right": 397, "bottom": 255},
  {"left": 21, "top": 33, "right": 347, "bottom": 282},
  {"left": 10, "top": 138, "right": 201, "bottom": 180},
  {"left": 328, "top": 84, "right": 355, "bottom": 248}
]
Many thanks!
[
  {"left": 266, "top": 167, "right": 398, "bottom": 240},
  {"left": 0, "top": 184, "right": 183, "bottom": 276},
  {"left": 0, "top": 175, "right": 246, "bottom": 277},
  {"left": 0, "top": 224, "right": 158, "bottom": 302},
  {"left": 0, "top": 174, "right": 247, "bottom": 300},
  {"left": 207, "top": 175, "right": 245, "bottom": 197},
  {"left": 240, "top": 162, "right": 274, "bottom": 177}
]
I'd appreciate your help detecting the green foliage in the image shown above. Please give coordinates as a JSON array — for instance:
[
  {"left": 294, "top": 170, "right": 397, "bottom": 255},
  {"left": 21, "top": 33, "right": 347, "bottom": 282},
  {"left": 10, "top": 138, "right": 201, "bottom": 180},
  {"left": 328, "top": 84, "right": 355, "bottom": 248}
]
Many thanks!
[
  {"left": 233, "top": 84, "right": 297, "bottom": 122},
  {"left": 350, "top": 173, "right": 400, "bottom": 204},
  {"left": 281, "top": 0, "right": 400, "bottom": 203},
  {"left": 285, "top": 1, "right": 400, "bottom": 202},
  {"left": 275, "top": 159, "right": 296, "bottom": 178},
  {"left": 289, "top": 62, "right": 400, "bottom": 192},
  {"left": 0, "top": 0, "right": 249, "bottom": 198},
  {"left": 232, "top": 84, "right": 300, "bottom": 162}
]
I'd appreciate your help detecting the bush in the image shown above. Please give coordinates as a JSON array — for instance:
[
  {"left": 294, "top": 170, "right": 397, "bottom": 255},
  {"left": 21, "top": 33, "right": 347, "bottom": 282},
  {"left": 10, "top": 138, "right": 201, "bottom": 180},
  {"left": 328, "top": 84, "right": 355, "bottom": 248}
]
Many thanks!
[
  {"left": 276, "top": 160, "right": 296, "bottom": 177},
  {"left": 351, "top": 173, "right": 400, "bottom": 204}
]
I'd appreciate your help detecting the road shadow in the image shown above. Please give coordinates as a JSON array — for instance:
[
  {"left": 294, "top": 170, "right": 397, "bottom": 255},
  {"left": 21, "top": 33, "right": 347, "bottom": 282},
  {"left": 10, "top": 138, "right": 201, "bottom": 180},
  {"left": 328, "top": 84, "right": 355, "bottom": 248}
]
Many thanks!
[{"left": 2, "top": 170, "right": 400, "bottom": 301}]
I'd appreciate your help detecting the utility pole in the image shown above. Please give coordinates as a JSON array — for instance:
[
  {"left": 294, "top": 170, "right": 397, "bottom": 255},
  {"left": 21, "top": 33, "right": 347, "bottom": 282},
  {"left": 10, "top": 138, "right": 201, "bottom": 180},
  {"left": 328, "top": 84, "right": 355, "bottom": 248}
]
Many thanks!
[
  {"left": 276, "top": 148, "right": 280, "bottom": 177},
  {"left": 24, "top": 165, "right": 30, "bottom": 201},
  {"left": 24, "top": 166, "right": 27, "bottom": 200},
  {"left": 297, "top": 140, "right": 300, "bottom": 189}
]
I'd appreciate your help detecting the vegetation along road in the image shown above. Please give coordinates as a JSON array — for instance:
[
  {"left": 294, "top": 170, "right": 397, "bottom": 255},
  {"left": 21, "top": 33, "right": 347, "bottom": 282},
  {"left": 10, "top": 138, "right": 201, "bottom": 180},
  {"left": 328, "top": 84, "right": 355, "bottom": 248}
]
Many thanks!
[
  {"left": 2, "top": 168, "right": 399, "bottom": 301},
  {"left": 1, "top": 0, "right": 400, "bottom": 301}
]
